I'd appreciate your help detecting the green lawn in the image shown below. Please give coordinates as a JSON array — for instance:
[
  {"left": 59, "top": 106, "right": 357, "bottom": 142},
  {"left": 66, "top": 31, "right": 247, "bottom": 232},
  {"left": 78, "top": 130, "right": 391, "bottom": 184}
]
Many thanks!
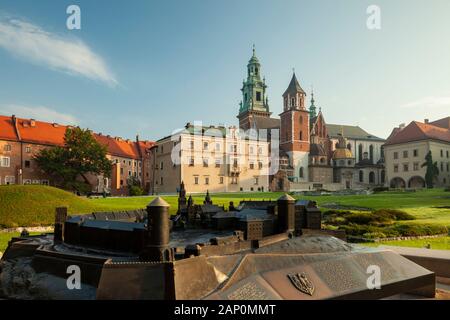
[
  {"left": 91, "top": 189, "right": 450, "bottom": 227},
  {"left": 1, "top": 186, "right": 449, "bottom": 252},
  {"left": 359, "top": 236, "right": 450, "bottom": 250}
]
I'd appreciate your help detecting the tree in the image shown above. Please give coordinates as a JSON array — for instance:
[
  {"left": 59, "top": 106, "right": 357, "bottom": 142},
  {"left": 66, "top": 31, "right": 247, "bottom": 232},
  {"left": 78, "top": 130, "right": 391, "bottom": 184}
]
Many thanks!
[
  {"left": 421, "top": 151, "right": 439, "bottom": 188},
  {"left": 34, "top": 127, "right": 112, "bottom": 193}
]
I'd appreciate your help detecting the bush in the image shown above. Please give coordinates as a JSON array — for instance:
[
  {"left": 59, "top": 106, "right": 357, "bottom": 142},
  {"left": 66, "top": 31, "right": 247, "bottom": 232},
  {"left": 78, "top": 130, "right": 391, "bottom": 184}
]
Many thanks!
[
  {"left": 363, "top": 232, "right": 387, "bottom": 239},
  {"left": 129, "top": 185, "right": 144, "bottom": 196},
  {"left": 373, "top": 187, "right": 389, "bottom": 193},
  {"left": 391, "top": 224, "right": 448, "bottom": 237},
  {"left": 373, "top": 209, "right": 415, "bottom": 221}
]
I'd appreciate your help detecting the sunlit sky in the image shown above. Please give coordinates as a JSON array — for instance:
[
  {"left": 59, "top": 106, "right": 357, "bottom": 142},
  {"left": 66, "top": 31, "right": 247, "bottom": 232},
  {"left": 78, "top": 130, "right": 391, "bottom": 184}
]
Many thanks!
[{"left": 0, "top": 0, "right": 449, "bottom": 141}]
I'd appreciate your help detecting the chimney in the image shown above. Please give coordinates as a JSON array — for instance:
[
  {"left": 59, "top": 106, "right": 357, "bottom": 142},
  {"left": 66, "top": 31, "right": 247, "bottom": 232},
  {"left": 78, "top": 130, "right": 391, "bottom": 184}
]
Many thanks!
[
  {"left": 11, "top": 115, "right": 21, "bottom": 140},
  {"left": 140, "top": 197, "right": 174, "bottom": 262},
  {"left": 136, "top": 134, "right": 140, "bottom": 142},
  {"left": 424, "top": 119, "right": 429, "bottom": 124},
  {"left": 52, "top": 123, "right": 59, "bottom": 128},
  {"left": 399, "top": 123, "right": 406, "bottom": 129},
  {"left": 54, "top": 207, "right": 68, "bottom": 242}
]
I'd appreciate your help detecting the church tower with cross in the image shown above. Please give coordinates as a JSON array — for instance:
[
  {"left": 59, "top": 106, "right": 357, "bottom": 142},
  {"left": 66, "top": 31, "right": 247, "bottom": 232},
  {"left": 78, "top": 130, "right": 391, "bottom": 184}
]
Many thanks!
[
  {"left": 279, "top": 71, "right": 310, "bottom": 182},
  {"left": 237, "top": 46, "right": 271, "bottom": 131}
]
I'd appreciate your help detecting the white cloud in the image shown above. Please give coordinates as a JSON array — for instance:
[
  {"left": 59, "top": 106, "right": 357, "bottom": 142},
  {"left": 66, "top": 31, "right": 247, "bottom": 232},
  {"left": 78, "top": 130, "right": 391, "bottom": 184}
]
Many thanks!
[
  {"left": 0, "top": 16, "right": 117, "bottom": 86},
  {"left": 401, "top": 96, "right": 450, "bottom": 109},
  {"left": 0, "top": 104, "right": 79, "bottom": 125}
]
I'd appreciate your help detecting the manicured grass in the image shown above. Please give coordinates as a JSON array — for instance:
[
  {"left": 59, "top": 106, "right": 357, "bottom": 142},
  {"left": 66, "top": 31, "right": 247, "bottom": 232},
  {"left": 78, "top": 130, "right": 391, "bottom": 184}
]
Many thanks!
[
  {"left": 1, "top": 185, "right": 449, "bottom": 229},
  {"left": 359, "top": 236, "right": 450, "bottom": 250},
  {"left": 0, "top": 185, "right": 111, "bottom": 228},
  {"left": 91, "top": 189, "right": 450, "bottom": 226}
]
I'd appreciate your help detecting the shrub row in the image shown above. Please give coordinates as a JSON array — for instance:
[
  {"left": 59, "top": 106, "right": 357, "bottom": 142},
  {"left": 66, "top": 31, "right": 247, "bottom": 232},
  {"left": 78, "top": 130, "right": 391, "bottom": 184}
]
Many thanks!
[{"left": 338, "top": 223, "right": 448, "bottom": 238}]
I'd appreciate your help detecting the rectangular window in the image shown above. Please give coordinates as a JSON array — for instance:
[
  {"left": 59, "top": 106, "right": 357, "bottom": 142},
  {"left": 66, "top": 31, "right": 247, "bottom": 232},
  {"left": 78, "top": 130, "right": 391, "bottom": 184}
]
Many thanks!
[
  {"left": 215, "top": 159, "right": 221, "bottom": 168},
  {"left": 128, "top": 171, "right": 132, "bottom": 177},
  {"left": 189, "top": 157, "right": 194, "bottom": 166},
  {"left": 254, "top": 177, "right": 259, "bottom": 185},
  {"left": 203, "top": 142, "right": 208, "bottom": 150},
  {"left": 219, "top": 176, "right": 224, "bottom": 184},
  {"left": 256, "top": 91, "right": 261, "bottom": 101},
  {"left": 441, "top": 150, "right": 444, "bottom": 157},
  {"left": 5, "top": 176, "right": 15, "bottom": 185},
  {"left": 1, "top": 157, "right": 10, "bottom": 167},
  {"left": 120, "top": 168, "right": 124, "bottom": 174},
  {"left": 160, "top": 177, "right": 164, "bottom": 185},
  {"left": 4, "top": 145, "right": 11, "bottom": 151},
  {"left": 258, "top": 162, "right": 263, "bottom": 170},
  {"left": 403, "top": 151, "right": 408, "bottom": 158},
  {"left": 194, "top": 176, "right": 199, "bottom": 185},
  {"left": 394, "top": 164, "right": 399, "bottom": 173},
  {"left": 250, "top": 162, "right": 254, "bottom": 170},
  {"left": 403, "top": 164, "right": 409, "bottom": 172},
  {"left": 413, "top": 149, "right": 418, "bottom": 157},
  {"left": 413, "top": 162, "right": 419, "bottom": 171},
  {"left": 160, "top": 161, "right": 164, "bottom": 170},
  {"left": 25, "top": 146, "right": 31, "bottom": 153},
  {"left": 24, "top": 160, "right": 31, "bottom": 168},
  {"left": 203, "top": 158, "right": 208, "bottom": 167},
  {"left": 393, "top": 152, "right": 398, "bottom": 159},
  {"left": 205, "top": 177, "right": 209, "bottom": 185}
]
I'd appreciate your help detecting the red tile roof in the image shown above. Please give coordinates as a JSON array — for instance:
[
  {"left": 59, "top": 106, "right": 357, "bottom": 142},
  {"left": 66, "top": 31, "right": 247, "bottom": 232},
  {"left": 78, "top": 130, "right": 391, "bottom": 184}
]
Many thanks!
[
  {"left": 385, "top": 121, "right": 450, "bottom": 146},
  {"left": 17, "top": 118, "right": 67, "bottom": 146},
  {"left": 0, "top": 115, "right": 154, "bottom": 159},
  {"left": 430, "top": 117, "right": 450, "bottom": 129},
  {"left": 0, "top": 115, "right": 18, "bottom": 141}
]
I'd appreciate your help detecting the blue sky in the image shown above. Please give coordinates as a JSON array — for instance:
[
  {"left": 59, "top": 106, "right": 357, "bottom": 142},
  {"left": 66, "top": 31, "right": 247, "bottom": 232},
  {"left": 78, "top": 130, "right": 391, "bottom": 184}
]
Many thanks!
[{"left": 0, "top": 0, "right": 449, "bottom": 141}]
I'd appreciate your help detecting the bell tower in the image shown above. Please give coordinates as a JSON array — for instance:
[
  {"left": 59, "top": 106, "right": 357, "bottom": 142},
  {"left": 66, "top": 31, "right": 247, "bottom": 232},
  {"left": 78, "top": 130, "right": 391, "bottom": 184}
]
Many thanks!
[
  {"left": 237, "top": 45, "right": 271, "bottom": 130},
  {"left": 280, "top": 72, "right": 310, "bottom": 182}
]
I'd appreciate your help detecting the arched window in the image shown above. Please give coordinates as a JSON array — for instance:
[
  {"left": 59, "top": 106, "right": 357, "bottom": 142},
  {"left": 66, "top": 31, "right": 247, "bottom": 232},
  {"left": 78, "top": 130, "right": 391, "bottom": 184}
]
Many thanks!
[
  {"left": 299, "top": 167, "right": 304, "bottom": 178},
  {"left": 335, "top": 142, "right": 339, "bottom": 149},
  {"left": 358, "top": 144, "right": 363, "bottom": 162},
  {"left": 359, "top": 170, "right": 364, "bottom": 182},
  {"left": 369, "top": 145, "right": 374, "bottom": 163},
  {"left": 291, "top": 97, "right": 295, "bottom": 107},
  {"left": 369, "top": 171, "right": 375, "bottom": 184},
  {"left": 347, "top": 143, "right": 351, "bottom": 151}
]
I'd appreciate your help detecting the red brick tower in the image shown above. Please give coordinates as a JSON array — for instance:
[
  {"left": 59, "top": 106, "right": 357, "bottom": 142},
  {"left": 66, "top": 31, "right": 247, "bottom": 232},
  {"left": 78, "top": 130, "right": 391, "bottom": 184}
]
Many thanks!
[{"left": 279, "top": 72, "right": 310, "bottom": 182}]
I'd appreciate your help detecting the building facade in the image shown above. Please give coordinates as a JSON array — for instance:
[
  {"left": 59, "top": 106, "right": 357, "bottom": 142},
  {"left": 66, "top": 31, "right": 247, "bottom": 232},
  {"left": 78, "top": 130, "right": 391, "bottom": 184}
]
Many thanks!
[
  {"left": 151, "top": 124, "right": 270, "bottom": 194},
  {"left": 236, "top": 48, "right": 386, "bottom": 191},
  {"left": 0, "top": 115, "right": 154, "bottom": 195},
  {"left": 384, "top": 118, "right": 450, "bottom": 188}
]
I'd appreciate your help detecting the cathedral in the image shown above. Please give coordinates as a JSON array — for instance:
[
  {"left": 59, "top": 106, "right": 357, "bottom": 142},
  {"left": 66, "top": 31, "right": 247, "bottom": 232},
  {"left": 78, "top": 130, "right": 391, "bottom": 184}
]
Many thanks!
[{"left": 237, "top": 47, "right": 386, "bottom": 191}]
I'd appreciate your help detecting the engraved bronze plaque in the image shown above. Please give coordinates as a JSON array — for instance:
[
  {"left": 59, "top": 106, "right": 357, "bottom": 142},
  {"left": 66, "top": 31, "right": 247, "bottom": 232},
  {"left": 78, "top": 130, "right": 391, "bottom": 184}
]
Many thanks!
[{"left": 287, "top": 272, "right": 314, "bottom": 296}]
